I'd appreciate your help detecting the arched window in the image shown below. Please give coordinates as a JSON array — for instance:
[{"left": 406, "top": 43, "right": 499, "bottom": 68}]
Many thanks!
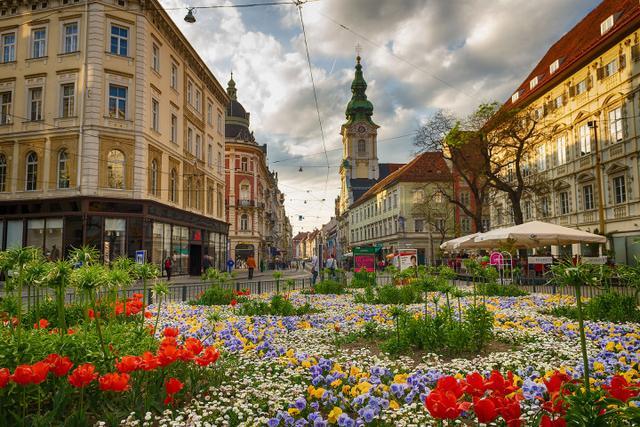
[
  {"left": 107, "top": 149, "right": 125, "bottom": 189},
  {"left": 150, "top": 159, "right": 158, "bottom": 196},
  {"left": 0, "top": 154, "right": 7, "bottom": 192},
  {"left": 57, "top": 150, "right": 69, "bottom": 189},
  {"left": 357, "top": 139, "right": 366, "bottom": 154},
  {"left": 241, "top": 157, "right": 248, "bottom": 171},
  {"left": 239, "top": 181, "right": 250, "bottom": 201},
  {"left": 169, "top": 168, "right": 177, "bottom": 202},
  {"left": 195, "top": 180, "right": 201, "bottom": 210},
  {"left": 186, "top": 177, "right": 192, "bottom": 208},
  {"left": 240, "top": 213, "right": 248, "bottom": 231},
  {"left": 25, "top": 151, "right": 38, "bottom": 191}
]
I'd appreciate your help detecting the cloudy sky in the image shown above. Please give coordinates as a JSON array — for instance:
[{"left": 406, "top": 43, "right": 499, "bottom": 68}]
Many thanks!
[{"left": 160, "top": 0, "right": 600, "bottom": 234}]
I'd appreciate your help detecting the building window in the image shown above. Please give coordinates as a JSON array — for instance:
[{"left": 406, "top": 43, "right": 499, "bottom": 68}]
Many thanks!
[
  {"left": 554, "top": 94, "right": 564, "bottom": 109},
  {"left": 187, "top": 128, "right": 193, "bottom": 153},
  {"left": 241, "top": 157, "right": 248, "bottom": 171},
  {"left": 187, "top": 80, "right": 193, "bottom": 105},
  {"left": 169, "top": 168, "right": 177, "bottom": 202},
  {"left": 62, "top": 22, "right": 78, "bottom": 53},
  {"left": 57, "top": 149, "right": 69, "bottom": 189},
  {"left": 60, "top": 83, "right": 74, "bottom": 117},
  {"left": 207, "top": 144, "right": 212, "bottom": 167},
  {"left": 194, "top": 89, "right": 201, "bottom": 112},
  {"left": 240, "top": 214, "right": 248, "bottom": 231},
  {"left": 549, "top": 59, "right": 560, "bottom": 74},
  {"left": 195, "top": 135, "right": 201, "bottom": 159},
  {"left": 459, "top": 191, "right": 470, "bottom": 207},
  {"left": 110, "top": 24, "right": 128, "bottom": 56},
  {"left": 583, "top": 185, "right": 594, "bottom": 210},
  {"left": 0, "top": 91, "right": 11, "bottom": 124},
  {"left": 524, "top": 200, "right": 532, "bottom": 220},
  {"left": 107, "top": 149, "right": 125, "bottom": 189},
  {"left": 217, "top": 190, "right": 223, "bottom": 217},
  {"left": 151, "top": 98, "right": 159, "bottom": 131},
  {"left": 0, "top": 154, "right": 6, "bottom": 192},
  {"left": 393, "top": 191, "right": 398, "bottom": 208},
  {"left": 357, "top": 139, "right": 366, "bottom": 154},
  {"left": 150, "top": 159, "right": 158, "bottom": 196},
  {"left": 152, "top": 43, "right": 159, "bottom": 72},
  {"left": 600, "top": 14, "right": 614, "bottom": 35},
  {"left": 25, "top": 151, "right": 38, "bottom": 191},
  {"left": 108, "top": 84, "right": 127, "bottom": 119},
  {"left": 414, "top": 219, "right": 424, "bottom": 233},
  {"left": 461, "top": 217, "right": 471, "bottom": 233},
  {"left": 207, "top": 186, "right": 213, "bottom": 214},
  {"left": 609, "top": 107, "right": 623, "bottom": 143},
  {"left": 217, "top": 152, "right": 222, "bottom": 175},
  {"left": 170, "top": 63, "right": 178, "bottom": 89},
  {"left": 603, "top": 59, "right": 618, "bottom": 78},
  {"left": 170, "top": 114, "right": 177, "bottom": 143},
  {"left": 185, "top": 177, "right": 192, "bottom": 207},
  {"left": 481, "top": 218, "right": 490, "bottom": 232},
  {"left": 217, "top": 112, "right": 223, "bottom": 134},
  {"left": 556, "top": 136, "right": 567, "bottom": 165},
  {"left": 194, "top": 180, "right": 201, "bottom": 210},
  {"left": 579, "top": 124, "right": 591, "bottom": 156},
  {"left": 529, "top": 76, "right": 538, "bottom": 90},
  {"left": 511, "top": 91, "right": 520, "bottom": 103},
  {"left": 613, "top": 176, "right": 626, "bottom": 204},
  {"left": 207, "top": 101, "right": 213, "bottom": 126},
  {"left": 559, "top": 191, "right": 569, "bottom": 215},
  {"left": 28, "top": 87, "right": 43, "bottom": 121},
  {"left": 1, "top": 32, "right": 15, "bottom": 62},
  {"left": 574, "top": 79, "right": 587, "bottom": 96},
  {"left": 31, "top": 28, "right": 46, "bottom": 58},
  {"left": 537, "top": 144, "right": 546, "bottom": 171}
]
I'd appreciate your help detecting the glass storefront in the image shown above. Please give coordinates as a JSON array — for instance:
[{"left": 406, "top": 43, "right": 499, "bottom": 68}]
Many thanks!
[
  {"left": 104, "top": 218, "right": 126, "bottom": 264},
  {"left": 26, "top": 218, "right": 63, "bottom": 260},
  {"left": 171, "top": 225, "right": 189, "bottom": 275},
  {"left": 6, "top": 220, "right": 22, "bottom": 249}
]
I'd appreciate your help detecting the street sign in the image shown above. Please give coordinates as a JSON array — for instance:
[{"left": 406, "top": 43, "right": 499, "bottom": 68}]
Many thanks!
[
  {"left": 135, "top": 250, "right": 146, "bottom": 264},
  {"left": 489, "top": 251, "right": 504, "bottom": 267}
]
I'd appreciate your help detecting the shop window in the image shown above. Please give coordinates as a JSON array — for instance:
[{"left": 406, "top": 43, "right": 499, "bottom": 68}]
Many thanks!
[
  {"left": 104, "top": 218, "right": 126, "bottom": 264},
  {"left": 6, "top": 219, "right": 22, "bottom": 248}
]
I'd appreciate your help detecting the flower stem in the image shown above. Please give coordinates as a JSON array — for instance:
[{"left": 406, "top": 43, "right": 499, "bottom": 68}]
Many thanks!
[{"left": 574, "top": 284, "right": 590, "bottom": 396}]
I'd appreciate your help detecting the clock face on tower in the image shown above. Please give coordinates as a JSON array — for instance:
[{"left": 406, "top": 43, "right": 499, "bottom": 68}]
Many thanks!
[{"left": 357, "top": 125, "right": 366, "bottom": 134}]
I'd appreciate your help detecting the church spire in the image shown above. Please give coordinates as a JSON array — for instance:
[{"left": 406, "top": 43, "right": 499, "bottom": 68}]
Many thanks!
[
  {"left": 227, "top": 72, "right": 237, "bottom": 100},
  {"left": 345, "top": 55, "right": 374, "bottom": 123}
]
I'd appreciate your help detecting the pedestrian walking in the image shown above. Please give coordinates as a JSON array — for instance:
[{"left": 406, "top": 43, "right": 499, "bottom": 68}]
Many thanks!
[
  {"left": 164, "top": 256, "right": 173, "bottom": 281},
  {"left": 226, "top": 258, "right": 235, "bottom": 274},
  {"left": 247, "top": 255, "right": 257, "bottom": 280},
  {"left": 325, "top": 255, "right": 336, "bottom": 280},
  {"left": 311, "top": 255, "right": 319, "bottom": 285}
]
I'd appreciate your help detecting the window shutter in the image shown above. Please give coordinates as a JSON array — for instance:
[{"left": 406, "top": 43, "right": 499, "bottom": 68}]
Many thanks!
[
  {"left": 619, "top": 54, "right": 626, "bottom": 69},
  {"left": 632, "top": 44, "right": 640, "bottom": 62},
  {"left": 596, "top": 66, "right": 604, "bottom": 80},
  {"left": 569, "top": 85, "right": 576, "bottom": 97}
]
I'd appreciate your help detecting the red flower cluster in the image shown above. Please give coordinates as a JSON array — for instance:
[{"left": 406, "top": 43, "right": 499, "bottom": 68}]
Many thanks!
[
  {"left": 68, "top": 363, "right": 98, "bottom": 388},
  {"left": 99, "top": 372, "right": 130, "bottom": 392},
  {"left": 603, "top": 375, "right": 640, "bottom": 403},
  {"left": 34, "top": 318, "right": 49, "bottom": 329},
  {"left": 3, "top": 354, "right": 73, "bottom": 387},
  {"left": 233, "top": 289, "right": 251, "bottom": 296},
  {"left": 425, "top": 371, "right": 523, "bottom": 426},
  {"left": 114, "top": 294, "right": 144, "bottom": 317}
]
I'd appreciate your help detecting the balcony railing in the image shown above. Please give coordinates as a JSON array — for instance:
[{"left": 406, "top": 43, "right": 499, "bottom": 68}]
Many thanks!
[
  {"left": 613, "top": 205, "right": 627, "bottom": 219},
  {"left": 237, "top": 199, "right": 255, "bottom": 207}
]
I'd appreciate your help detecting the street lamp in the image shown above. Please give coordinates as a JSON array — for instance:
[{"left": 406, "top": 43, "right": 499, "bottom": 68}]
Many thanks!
[
  {"left": 587, "top": 120, "right": 606, "bottom": 242},
  {"left": 184, "top": 8, "right": 196, "bottom": 23}
]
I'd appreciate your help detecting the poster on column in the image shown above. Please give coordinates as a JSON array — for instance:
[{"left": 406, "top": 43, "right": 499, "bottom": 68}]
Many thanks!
[{"left": 395, "top": 249, "right": 418, "bottom": 271}]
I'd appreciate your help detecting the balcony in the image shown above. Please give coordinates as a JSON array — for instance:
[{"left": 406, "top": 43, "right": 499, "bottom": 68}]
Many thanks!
[
  {"left": 578, "top": 155, "right": 592, "bottom": 170},
  {"left": 613, "top": 205, "right": 627, "bottom": 219},
  {"left": 609, "top": 143, "right": 624, "bottom": 159},
  {"left": 237, "top": 199, "right": 255, "bottom": 207}
]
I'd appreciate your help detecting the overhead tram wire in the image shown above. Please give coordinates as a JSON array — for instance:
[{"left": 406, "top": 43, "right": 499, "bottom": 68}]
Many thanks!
[{"left": 295, "top": 0, "right": 331, "bottom": 198}]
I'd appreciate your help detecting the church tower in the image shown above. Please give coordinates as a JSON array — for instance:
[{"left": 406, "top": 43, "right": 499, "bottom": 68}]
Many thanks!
[{"left": 338, "top": 55, "right": 379, "bottom": 215}]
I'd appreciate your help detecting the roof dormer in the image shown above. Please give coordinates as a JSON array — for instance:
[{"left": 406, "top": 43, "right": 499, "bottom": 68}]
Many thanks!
[
  {"left": 600, "top": 14, "right": 614, "bottom": 35},
  {"left": 529, "top": 76, "right": 539, "bottom": 90},
  {"left": 511, "top": 90, "right": 521, "bottom": 103},
  {"left": 549, "top": 59, "right": 560, "bottom": 74}
]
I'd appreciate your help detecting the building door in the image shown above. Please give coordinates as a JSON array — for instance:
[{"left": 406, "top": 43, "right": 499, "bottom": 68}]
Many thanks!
[{"left": 189, "top": 244, "right": 202, "bottom": 276}]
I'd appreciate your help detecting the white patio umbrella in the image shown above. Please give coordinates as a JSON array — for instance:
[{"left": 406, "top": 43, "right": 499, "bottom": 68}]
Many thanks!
[
  {"left": 440, "top": 233, "right": 482, "bottom": 252},
  {"left": 471, "top": 220, "right": 606, "bottom": 249}
]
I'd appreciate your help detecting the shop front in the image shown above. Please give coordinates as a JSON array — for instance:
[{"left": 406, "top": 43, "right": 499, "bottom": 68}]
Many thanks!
[{"left": 0, "top": 197, "right": 229, "bottom": 276}]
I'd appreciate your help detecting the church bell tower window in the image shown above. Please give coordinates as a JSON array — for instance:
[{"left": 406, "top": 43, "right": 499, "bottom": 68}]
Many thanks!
[{"left": 357, "top": 139, "right": 366, "bottom": 154}]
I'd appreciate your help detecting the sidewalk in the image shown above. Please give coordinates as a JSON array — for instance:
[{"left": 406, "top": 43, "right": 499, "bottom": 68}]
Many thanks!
[{"left": 159, "top": 269, "right": 310, "bottom": 285}]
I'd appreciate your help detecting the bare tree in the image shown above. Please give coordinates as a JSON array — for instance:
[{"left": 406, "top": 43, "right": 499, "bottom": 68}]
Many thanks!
[
  {"left": 415, "top": 110, "right": 491, "bottom": 232},
  {"left": 412, "top": 188, "right": 456, "bottom": 260}
]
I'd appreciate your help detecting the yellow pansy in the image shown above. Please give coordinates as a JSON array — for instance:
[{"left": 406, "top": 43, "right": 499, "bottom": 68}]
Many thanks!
[
  {"left": 393, "top": 373, "right": 408, "bottom": 384},
  {"left": 593, "top": 362, "right": 605, "bottom": 372},
  {"left": 331, "top": 379, "right": 342, "bottom": 388},
  {"left": 328, "top": 407, "right": 342, "bottom": 423},
  {"left": 288, "top": 408, "right": 300, "bottom": 416},
  {"left": 389, "top": 400, "right": 400, "bottom": 410}
]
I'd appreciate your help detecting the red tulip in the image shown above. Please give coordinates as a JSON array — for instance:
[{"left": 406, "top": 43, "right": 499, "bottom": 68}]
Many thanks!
[
  {"left": 435, "top": 376, "right": 465, "bottom": 398},
  {"left": 157, "top": 345, "right": 179, "bottom": 367},
  {"left": 11, "top": 365, "right": 34, "bottom": 386},
  {"left": 67, "top": 328, "right": 76, "bottom": 335},
  {"left": 164, "top": 377, "right": 184, "bottom": 405},
  {"left": 544, "top": 371, "right": 571, "bottom": 395},
  {"left": 0, "top": 368, "right": 9, "bottom": 388},
  {"left": 45, "top": 354, "right": 74, "bottom": 377},
  {"left": 195, "top": 346, "right": 220, "bottom": 366},
  {"left": 474, "top": 398, "right": 497, "bottom": 423},
  {"left": 99, "top": 372, "right": 130, "bottom": 392},
  {"left": 425, "top": 389, "right": 470, "bottom": 420},
  {"left": 485, "top": 370, "right": 518, "bottom": 397},
  {"left": 68, "top": 363, "right": 98, "bottom": 388},
  {"left": 603, "top": 375, "right": 639, "bottom": 402},
  {"left": 163, "top": 327, "right": 179, "bottom": 338},
  {"left": 144, "top": 311, "right": 152, "bottom": 319},
  {"left": 140, "top": 351, "right": 159, "bottom": 371},
  {"left": 132, "top": 293, "right": 143, "bottom": 299},
  {"left": 185, "top": 337, "right": 204, "bottom": 355},
  {"left": 177, "top": 347, "right": 195, "bottom": 362},
  {"left": 115, "top": 356, "right": 142, "bottom": 373},
  {"left": 498, "top": 398, "right": 522, "bottom": 427},
  {"left": 34, "top": 318, "right": 49, "bottom": 329},
  {"left": 464, "top": 372, "right": 487, "bottom": 397},
  {"left": 230, "top": 299, "right": 237, "bottom": 307}
]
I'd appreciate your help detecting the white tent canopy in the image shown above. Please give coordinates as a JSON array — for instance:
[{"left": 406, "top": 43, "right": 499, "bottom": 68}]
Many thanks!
[
  {"left": 471, "top": 220, "right": 606, "bottom": 249},
  {"left": 441, "top": 221, "right": 606, "bottom": 251},
  {"left": 440, "top": 233, "right": 482, "bottom": 252}
]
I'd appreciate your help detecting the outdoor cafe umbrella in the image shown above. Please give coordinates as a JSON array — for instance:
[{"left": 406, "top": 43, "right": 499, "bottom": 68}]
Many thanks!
[
  {"left": 470, "top": 220, "right": 606, "bottom": 249},
  {"left": 440, "top": 232, "right": 482, "bottom": 252}
]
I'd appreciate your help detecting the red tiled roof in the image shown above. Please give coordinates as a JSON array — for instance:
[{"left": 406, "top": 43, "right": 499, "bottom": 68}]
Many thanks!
[
  {"left": 293, "top": 232, "right": 308, "bottom": 241},
  {"left": 351, "top": 151, "right": 451, "bottom": 208},
  {"left": 508, "top": 0, "right": 640, "bottom": 108}
]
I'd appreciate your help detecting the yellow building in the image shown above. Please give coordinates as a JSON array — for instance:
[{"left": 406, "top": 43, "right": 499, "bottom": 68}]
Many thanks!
[
  {"left": 0, "top": 0, "right": 228, "bottom": 274},
  {"left": 491, "top": 0, "right": 640, "bottom": 263}
]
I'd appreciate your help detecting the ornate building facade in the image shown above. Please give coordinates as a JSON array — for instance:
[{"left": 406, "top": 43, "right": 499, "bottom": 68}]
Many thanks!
[
  {"left": 0, "top": 0, "right": 228, "bottom": 274},
  {"left": 224, "top": 76, "right": 291, "bottom": 267},
  {"left": 490, "top": 0, "right": 640, "bottom": 264}
]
